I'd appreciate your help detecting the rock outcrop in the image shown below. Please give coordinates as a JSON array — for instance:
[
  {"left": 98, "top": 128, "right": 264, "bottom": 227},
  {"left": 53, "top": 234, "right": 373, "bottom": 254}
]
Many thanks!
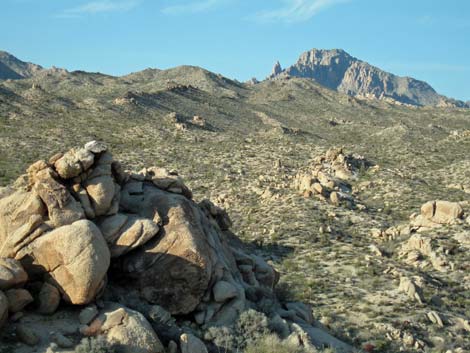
[
  {"left": 293, "top": 147, "right": 369, "bottom": 207},
  {"left": 0, "top": 51, "right": 43, "bottom": 80},
  {"left": 269, "top": 48, "right": 469, "bottom": 108},
  {"left": 0, "top": 141, "right": 353, "bottom": 352},
  {"left": 410, "top": 200, "right": 464, "bottom": 231}
]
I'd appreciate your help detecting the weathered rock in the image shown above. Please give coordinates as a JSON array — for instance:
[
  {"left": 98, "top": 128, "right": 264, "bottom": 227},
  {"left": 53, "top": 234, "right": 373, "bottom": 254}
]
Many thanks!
[
  {"left": 0, "top": 191, "right": 46, "bottom": 253},
  {"left": 145, "top": 167, "right": 192, "bottom": 199},
  {"left": 285, "top": 302, "right": 314, "bottom": 324},
  {"left": 0, "top": 214, "right": 50, "bottom": 259},
  {"left": 31, "top": 166, "right": 85, "bottom": 228},
  {"left": 99, "top": 304, "right": 165, "bottom": 353},
  {"left": 84, "top": 152, "right": 116, "bottom": 216},
  {"left": 84, "top": 140, "right": 107, "bottom": 154},
  {"left": 37, "top": 282, "right": 61, "bottom": 314},
  {"left": 54, "top": 147, "right": 95, "bottom": 179},
  {"left": 199, "top": 199, "right": 232, "bottom": 231},
  {"left": 213, "top": 280, "right": 238, "bottom": 302},
  {"left": 79, "top": 305, "right": 99, "bottom": 325},
  {"left": 5, "top": 288, "right": 33, "bottom": 312},
  {"left": 148, "top": 305, "right": 173, "bottom": 325},
  {"left": 180, "top": 333, "right": 208, "bottom": 353},
  {"left": 118, "top": 186, "right": 216, "bottom": 315},
  {"left": 51, "top": 332, "right": 74, "bottom": 348},
  {"left": 97, "top": 213, "right": 160, "bottom": 258},
  {"left": 16, "top": 324, "right": 40, "bottom": 346},
  {"left": 0, "top": 258, "right": 28, "bottom": 290},
  {"left": 427, "top": 311, "right": 444, "bottom": 327},
  {"left": 420, "top": 200, "right": 463, "bottom": 224},
  {"left": 18, "top": 220, "right": 110, "bottom": 305},
  {"left": 167, "top": 340, "right": 178, "bottom": 353},
  {"left": 398, "top": 277, "right": 424, "bottom": 304}
]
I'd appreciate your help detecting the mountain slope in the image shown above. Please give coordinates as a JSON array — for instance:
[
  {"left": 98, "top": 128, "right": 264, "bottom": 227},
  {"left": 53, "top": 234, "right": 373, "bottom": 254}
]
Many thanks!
[
  {"left": 0, "top": 51, "right": 43, "bottom": 80},
  {"left": 269, "top": 48, "right": 468, "bottom": 108},
  {"left": 0, "top": 57, "right": 470, "bottom": 352}
]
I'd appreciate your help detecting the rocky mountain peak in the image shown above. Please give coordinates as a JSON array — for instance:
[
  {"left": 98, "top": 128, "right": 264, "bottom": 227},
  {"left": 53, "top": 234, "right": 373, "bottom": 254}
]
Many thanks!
[
  {"left": 0, "top": 51, "right": 43, "bottom": 80},
  {"left": 270, "top": 48, "right": 469, "bottom": 108},
  {"left": 272, "top": 60, "right": 283, "bottom": 75}
]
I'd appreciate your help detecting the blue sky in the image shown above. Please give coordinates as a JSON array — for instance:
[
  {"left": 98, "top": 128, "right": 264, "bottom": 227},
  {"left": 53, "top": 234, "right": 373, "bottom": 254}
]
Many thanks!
[{"left": 2, "top": 0, "right": 470, "bottom": 100}]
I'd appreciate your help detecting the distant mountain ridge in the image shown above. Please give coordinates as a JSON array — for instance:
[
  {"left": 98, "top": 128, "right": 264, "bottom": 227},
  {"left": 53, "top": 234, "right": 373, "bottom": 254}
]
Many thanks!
[
  {"left": 268, "top": 48, "right": 468, "bottom": 108},
  {"left": 0, "top": 49, "right": 468, "bottom": 108},
  {"left": 0, "top": 51, "right": 43, "bottom": 80}
]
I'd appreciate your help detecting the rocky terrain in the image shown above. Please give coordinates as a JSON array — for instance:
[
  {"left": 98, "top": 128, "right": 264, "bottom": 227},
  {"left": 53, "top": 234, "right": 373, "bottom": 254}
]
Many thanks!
[
  {"left": 268, "top": 49, "right": 469, "bottom": 108},
  {"left": 0, "top": 52, "right": 43, "bottom": 80},
  {"left": 0, "top": 51, "right": 469, "bottom": 353}
]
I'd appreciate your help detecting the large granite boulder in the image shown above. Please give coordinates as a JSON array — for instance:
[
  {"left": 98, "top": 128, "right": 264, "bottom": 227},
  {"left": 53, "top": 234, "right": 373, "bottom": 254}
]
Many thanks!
[{"left": 17, "top": 220, "right": 110, "bottom": 304}]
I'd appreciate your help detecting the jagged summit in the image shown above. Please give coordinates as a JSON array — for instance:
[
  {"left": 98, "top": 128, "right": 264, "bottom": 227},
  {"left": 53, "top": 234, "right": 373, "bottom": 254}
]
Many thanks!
[
  {"left": 0, "top": 51, "right": 43, "bottom": 80},
  {"left": 269, "top": 60, "right": 283, "bottom": 78},
  {"left": 269, "top": 48, "right": 469, "bottom": 108}
]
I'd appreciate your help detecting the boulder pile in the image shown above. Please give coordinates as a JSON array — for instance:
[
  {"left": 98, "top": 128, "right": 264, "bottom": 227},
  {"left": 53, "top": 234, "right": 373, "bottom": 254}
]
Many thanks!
[
  {"left": 293, "top": 147, "right": 369, "bottom": 207},
  {"left": 0, "top": 142, "right": 353, "bottom": 352}
]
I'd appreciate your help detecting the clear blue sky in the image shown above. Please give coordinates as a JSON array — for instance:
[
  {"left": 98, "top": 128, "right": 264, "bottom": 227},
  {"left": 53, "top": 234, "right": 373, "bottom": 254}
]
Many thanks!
[{"left": 2, "top": 0, "right": 470, "bottom": 101}]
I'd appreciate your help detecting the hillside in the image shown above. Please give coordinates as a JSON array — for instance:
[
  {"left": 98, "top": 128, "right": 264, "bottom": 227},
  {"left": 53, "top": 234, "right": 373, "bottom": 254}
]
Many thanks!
[
  {"left": 268, "top": 49, "right": 469, "bottom": 108},
  {"left": 0, "top": 51, "right": 43, "bottom": 80},
  {"left": 0, "top": 54, "right": 469, "bottom": 353}
]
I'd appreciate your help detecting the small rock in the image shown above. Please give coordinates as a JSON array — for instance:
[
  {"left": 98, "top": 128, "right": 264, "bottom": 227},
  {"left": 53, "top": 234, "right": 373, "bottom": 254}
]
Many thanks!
[
  {"left": 37, "top": 282, "right": 61, "bottom": 314},
  {"left": 427, "top": 311, "right": 444, "bottom": 327},
  {"left": 79, "top": 305, "right": 99, "bottom": 325},
  {"left": 5, "top": 288, "right": 33, "bottom": 313},
  {"left": 212, "top": 280, "right": 238, "bottom": 302},
  {"left": 52, "top": 332, "right": 74, "bottom": 348},
  {"left": 0, "top": 258, "right": 28, "bottom": 290},
  {"left": 180, "top": 333, "right": 208, "bottom": 353},
  {"left": 16, "top": 324, "right": 40, "bottom": 346},
  {"left": 167, "top": 340, "right": 178, "bottom": 353},
  {"left": 148, "top": 305, "right": 173, "bottom": 325}
]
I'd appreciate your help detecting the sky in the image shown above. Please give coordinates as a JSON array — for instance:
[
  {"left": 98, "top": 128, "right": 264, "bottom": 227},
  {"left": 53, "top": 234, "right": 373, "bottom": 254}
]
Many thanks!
[{"left": 2, "top": 0, "right": 470, "bottom": 101}]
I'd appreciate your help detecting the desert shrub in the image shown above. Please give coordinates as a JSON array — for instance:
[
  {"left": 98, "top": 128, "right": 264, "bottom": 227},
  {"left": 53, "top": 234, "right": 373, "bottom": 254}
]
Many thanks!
[
  {"left": 74, "top": 337, "right": 116, "bottom": 353},
  {"left": 234, "top": 309, "right": 271, "bottom": 349},
  {"left": 244, "top": 334, "right": 305, "bottom": 353},
  {"left": 204, "top": 309, "right": 274, "bottom": 352},
  {"left": 204, "top": 325, "right": 235, "bottom": 352}
]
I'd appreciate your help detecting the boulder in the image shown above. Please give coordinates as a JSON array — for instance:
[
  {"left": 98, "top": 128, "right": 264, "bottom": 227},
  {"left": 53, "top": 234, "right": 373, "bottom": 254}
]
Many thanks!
[
  {"left": 84, "top": 152, "right": 117, "bottom": 217},
  {"left": 54, "top": 147, "right": 95, "bottom": 179},
  {"left": 213, "top": 280, "right": 238, "bottom": 302},
  {"left": 398, "top": 277, "right": 424, "bottom": 304},
  {"left": 5, "top": 288, "right": 33, "bottom": 312},
  {"left": 31, "top": 165, "right": 85, "bottom": 228},
  {"left": 145, "top": 167, "right": 192, "bottom": 199},
  {"left": 18, "top": 220, "right": 110, "bottom": 305},
  {"left": 0, "top": 258, "right": 28, "bottom": 290},
  {"left": 0, "top": 191, "right": 46, "bottom": 251},
  {"left": 427, "top": 311, "right": 444, "bottom": 327},
  {"left": 79, "top": 305, "right": 99, "bottom": 325},
  {"left": 421, "top": 200, "right": 463, "bottom": 224},
  {"left": 37, "top": 282, "right": 61, "bottom": 314},
  {"left": 99, "top": 304, "right": 165, "bottom": 353},
  {"left": 118, "top": 185, "right": 217, "bottom": 315},
  {"left": 16, "top": 324, "right": 40, "bottom": 346},
  {"left": 97, "top": 213, "right": 160, "bottom": 258},
  {"left": 180, "top": 333, "right": 208, "bottom": 353}
]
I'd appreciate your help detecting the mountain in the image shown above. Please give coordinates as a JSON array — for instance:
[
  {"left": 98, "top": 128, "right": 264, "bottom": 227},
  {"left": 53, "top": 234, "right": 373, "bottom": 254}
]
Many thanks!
[
  {"left": 0, "top": 50, "right": 470, "bottom": 353},
  {"left": 268, "top": 48, "right": 468, "bottom": 108},
  {"left": 0, "top": 51, "right": 43, "bottom": 80}
]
